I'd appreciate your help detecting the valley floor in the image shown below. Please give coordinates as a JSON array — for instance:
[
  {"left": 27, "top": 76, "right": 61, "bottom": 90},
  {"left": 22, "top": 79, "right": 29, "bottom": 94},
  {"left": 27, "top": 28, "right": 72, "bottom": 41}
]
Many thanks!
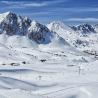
[
  {"left": 0, "top": 57, "right": 98, "bottom": 98},
  {"left": 0, "top": 45, "right": 97, "bottom": 98}
]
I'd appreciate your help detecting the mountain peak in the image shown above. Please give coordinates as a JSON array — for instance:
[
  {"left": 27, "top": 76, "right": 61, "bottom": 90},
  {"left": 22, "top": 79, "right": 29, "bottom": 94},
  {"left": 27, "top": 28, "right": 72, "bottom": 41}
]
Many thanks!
[
  {"left": 32, "top": 20, "right": 38, "bottom": 24},
  {"left": 29, "top": 20, "right": 49, "bottom": 33},
  {"left": 28, "top": 20, "right": 52, "bottom": 44},
  {"left": 30, "top": 20, "right": 41, "bottom": 28},
  {"left": 0, "top": 11, "right": 17, "bottom": 22},
  {"left": 0, "top": 11, "right": 32, "bottom": 36},
  {"left": 1, "top": 11, "right": 12, "bottom": 15},
  {"left": 47, "top": 21, "right": 72, "bottom": 33},
  {"left": 0, "top": 11, "right": 16, "bottom": 18},
  {"left": 76, "top": 23, "right": 96, "bottom": 34},
  {"left": 48, "top": 21, "right": 65, "bottom": 27}
]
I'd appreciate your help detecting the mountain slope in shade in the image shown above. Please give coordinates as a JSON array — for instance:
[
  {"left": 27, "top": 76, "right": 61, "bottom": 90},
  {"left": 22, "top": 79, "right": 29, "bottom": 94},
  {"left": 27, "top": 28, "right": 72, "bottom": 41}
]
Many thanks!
[
  {"left": 0, "top": 11, "right": 31, "bottom": 36},
  {"left": 0, "top": 12, "right": 68, "bottom": 47},
  {"left": 28, "top": 20, "right": 53, "bottom": 44},
  {"left": 0, "top": 11, "right": 98, "bottom": 53},
  {"left": 0, "top": 12, "right": 97, "bottom": 59}
]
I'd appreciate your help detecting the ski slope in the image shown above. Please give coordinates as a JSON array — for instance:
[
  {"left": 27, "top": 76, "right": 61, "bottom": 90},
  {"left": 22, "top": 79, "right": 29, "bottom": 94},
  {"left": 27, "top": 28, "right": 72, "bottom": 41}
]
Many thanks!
[
  {"left": 0, "top": 40, "right": 97, "bottom": 98},
  {"left": 0, "top": 59, "right": 98, "bottom": 98}
]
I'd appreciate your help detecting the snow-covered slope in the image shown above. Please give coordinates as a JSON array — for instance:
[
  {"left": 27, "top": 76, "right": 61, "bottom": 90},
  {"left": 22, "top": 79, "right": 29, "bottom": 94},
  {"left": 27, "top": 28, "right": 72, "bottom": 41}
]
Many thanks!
[
  {"left": 71, "top": 24, "right": 98, "bottom": 53},
  {"left": 48, "top": 21, "right": 98, "bottom": 54},
  {"left": 71, "top": 24, "right": 96, "bottom": 35},
  {"left": 47, "top": 21, "right": 79, "bottom": 47},
  {"left": 0, "top": 12, "right": 69, "bottom": 49},
  {"left": 0, "top": 12, "right": 91, "bottom": 66},
  {"left": 0, "top": 12, "right": 98, "bottom": 98}
]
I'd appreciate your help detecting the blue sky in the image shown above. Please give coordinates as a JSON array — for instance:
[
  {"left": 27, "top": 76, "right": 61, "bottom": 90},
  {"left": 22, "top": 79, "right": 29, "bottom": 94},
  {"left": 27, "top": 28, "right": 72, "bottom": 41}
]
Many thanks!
[{"left": 0, "top": 0, "right": 98, "bottom": 24}]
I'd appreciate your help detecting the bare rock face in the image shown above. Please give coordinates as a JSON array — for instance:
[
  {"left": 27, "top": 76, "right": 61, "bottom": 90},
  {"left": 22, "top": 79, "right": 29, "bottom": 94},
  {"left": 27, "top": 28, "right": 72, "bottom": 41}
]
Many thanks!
[
  {"left": 0, "top": 12, "right": 18, "bottom": 35},
  {"left": 0, "top": 12, "right": 57, "bottom": 44},
  {"left": 28, "top": 21, "right": 53, "bottom": 44},
  {"left": 71, "top": 24, "right": 96, "bottom": 35},
  {"left": 0, "top": 12, "right": 31, "bottom": 36}
]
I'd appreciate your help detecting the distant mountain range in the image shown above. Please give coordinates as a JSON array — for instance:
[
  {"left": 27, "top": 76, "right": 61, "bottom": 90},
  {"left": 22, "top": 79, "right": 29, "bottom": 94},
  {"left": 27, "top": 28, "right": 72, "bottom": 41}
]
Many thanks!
[{"left": 0, "top": 11, "right": 98, "bottom": 53}]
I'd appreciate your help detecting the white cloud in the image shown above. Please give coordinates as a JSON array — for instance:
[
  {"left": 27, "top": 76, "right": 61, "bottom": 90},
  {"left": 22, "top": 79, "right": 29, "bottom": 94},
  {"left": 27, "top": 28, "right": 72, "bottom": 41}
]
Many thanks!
[
  {"left": 0, "top": 0, "right": 69, "bottom": 8},
  {"left": 66, "top": 18, "right": 98, "bottom": 22},
  {"left": 1, "top": 0, "right": 98, "bottom": 12},
  {"left": 1, "top": 1, "right": 47, "bottom": 8},
  {"left": 71, "top": 8, "right": 98, "bottom": 12},
  {"left": 51, "top": 7, "right": 98, "bottom": 12},
  {"left": 45, "top": 0, "right": 68, "bottom": 4},
  {"left": 23, "top": 3, "right": 46, "bottom": 7}
]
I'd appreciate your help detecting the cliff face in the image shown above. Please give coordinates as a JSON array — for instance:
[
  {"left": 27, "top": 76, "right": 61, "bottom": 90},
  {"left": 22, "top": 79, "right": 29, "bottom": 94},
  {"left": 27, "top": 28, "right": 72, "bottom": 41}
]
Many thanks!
[{"left": 0, "top": 12, "right": 65, "bottom": 45}]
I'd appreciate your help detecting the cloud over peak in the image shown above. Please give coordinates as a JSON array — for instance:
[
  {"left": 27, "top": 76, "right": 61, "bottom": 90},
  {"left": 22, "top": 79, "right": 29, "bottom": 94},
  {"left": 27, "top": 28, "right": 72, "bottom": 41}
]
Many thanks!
[
  {"left": 66, "top": 18, "right": 98, "bottom": 22},
  {"left": 0, "top": 0, "right": 69, "bottom": 8},
  {"left": 0, "top": 0, "right": 98, "bottom": 24}
]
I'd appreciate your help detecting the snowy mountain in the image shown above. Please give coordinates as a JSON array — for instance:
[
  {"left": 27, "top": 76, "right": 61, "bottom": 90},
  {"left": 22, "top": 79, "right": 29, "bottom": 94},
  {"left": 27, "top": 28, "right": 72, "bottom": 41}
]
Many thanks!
[
  {"left": 94, "top": 24, "right": 98, "bottom": 33},
  {"left": 71, "top": 24, "right": 96, "bottom": 35},
  {"left": 0, "top": 12, "right": 95, "bottom": 65},
  {"left": 0, "top": 12, "right": 98, "bottom": 98},
  {"left": 70, "top": 24, "right": 98, "bottom": 51},
  {"left": 0, "top": 11, "right": 98, "bottom": 53},
  {"left": 48, "top": 21, "right": 98, "bottom": 54},
  {"left": 28, "top": 20, "right": 54, "bottom": 44},
  {"left": 47, "top": 21, "right": 78, "bottom": 47},
  {"left": 0, "top": 11, "right": 31, "bottom": 36},
  {"left": 0, "top": 12, "right": 68, "bottom": 47}
]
